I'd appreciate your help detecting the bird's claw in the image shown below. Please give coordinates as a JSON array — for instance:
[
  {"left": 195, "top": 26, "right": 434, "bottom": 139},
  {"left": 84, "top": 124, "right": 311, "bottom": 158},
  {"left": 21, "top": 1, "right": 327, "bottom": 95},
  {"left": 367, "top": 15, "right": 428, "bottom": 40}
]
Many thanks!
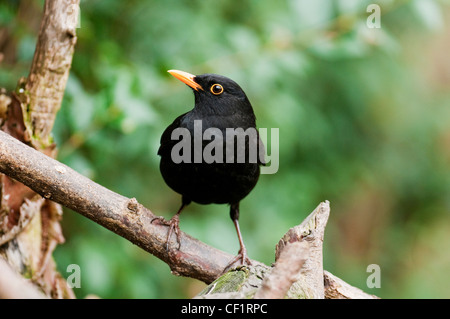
[
  {"left": 151, "top": 215, "right": 182, "bottom": 251},
  {"left": 222, "top": 247, "right": 252, "bottom": 273}
]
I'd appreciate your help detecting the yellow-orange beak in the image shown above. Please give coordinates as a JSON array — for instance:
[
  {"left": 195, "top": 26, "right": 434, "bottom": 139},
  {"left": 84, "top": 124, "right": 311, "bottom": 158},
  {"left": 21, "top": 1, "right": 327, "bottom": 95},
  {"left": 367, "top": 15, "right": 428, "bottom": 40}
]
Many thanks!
[{"left": 168, "top": 70, "right": 203, "bottom": 91}]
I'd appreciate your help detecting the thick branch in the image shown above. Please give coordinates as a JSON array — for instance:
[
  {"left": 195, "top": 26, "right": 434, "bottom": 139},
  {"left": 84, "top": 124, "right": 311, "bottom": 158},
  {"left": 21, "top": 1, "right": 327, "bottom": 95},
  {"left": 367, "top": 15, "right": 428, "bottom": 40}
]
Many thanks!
[
  {"left": 0, "top": 257, "right": 47, "bottom": 299},
  {"left": 275, "top": 200, "right": 330, "bottom": 298},
  {"left": 197, "top": 201, "right": 378, "bottom": 299},
  {"left": 254, "top": 241, "right": 309, "bottom": 299},
  {"left": 0, "top": 0, "right": 80, "bottom": 299},
  {"left": 0, "top": 130, "right": 240, "bottom": 284},
  {"left": 324, "top": 271, "right": 379, "bottom": 299},
  {"left": 25, "top": 0, "right": 79, "bottom": 142},
  {"left": 0, "top": 130, "right": 380, "bottom": 298}
]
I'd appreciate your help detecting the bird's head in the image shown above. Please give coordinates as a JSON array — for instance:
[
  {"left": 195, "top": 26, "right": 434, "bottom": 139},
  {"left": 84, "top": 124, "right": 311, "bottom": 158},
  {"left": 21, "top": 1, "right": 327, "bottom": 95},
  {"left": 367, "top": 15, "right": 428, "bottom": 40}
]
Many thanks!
[{"left": 168, "top": 69, "right": 255, "bottom": 118}]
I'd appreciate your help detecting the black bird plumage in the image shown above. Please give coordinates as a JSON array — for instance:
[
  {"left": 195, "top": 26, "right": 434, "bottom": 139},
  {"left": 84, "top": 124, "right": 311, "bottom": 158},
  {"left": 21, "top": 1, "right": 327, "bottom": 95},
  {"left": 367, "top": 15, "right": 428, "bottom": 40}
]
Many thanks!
[{"left": 157, "top": 70, "right": 265, "bottom": 268}]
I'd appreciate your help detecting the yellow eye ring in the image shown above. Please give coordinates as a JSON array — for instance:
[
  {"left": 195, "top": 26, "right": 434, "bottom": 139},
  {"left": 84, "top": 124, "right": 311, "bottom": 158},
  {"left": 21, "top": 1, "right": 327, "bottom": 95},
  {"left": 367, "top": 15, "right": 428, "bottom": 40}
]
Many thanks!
[{"left": 210, "top": 84, "right": 224, "bottom": 95}]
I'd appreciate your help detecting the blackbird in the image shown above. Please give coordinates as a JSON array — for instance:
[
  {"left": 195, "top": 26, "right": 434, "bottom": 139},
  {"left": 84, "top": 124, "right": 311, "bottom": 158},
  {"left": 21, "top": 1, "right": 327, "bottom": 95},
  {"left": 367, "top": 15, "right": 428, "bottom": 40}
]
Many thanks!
[{"left": 156, "top": 69, "right": 265, "bottom": 268}]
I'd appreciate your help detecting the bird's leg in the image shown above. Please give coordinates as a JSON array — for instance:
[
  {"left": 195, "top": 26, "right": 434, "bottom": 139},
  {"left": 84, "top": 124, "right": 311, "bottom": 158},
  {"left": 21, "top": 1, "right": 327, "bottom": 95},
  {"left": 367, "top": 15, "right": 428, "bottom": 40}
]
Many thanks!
[
  {"left": 223, "top": 203, "right": 252, "bottom": 272},
  {"left": 232, "top": 217, "right": 251, "bottom": 264},
  {"left": 151, "top": 201, "right": 187, "bottom": 251}
]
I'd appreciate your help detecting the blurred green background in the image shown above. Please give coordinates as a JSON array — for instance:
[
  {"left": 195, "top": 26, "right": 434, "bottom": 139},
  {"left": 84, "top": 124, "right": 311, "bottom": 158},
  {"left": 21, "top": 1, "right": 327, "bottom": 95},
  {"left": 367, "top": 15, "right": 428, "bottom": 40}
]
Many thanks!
[{"left": 1, "top": 0, "right": 450, "bottom": 298}]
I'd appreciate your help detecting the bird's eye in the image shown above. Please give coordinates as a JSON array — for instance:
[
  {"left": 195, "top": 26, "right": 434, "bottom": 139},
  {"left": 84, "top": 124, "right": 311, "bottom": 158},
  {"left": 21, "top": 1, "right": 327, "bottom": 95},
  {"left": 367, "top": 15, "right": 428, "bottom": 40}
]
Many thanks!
[{"left": 210, "top": 84, "right": 224, "bottom": 95}]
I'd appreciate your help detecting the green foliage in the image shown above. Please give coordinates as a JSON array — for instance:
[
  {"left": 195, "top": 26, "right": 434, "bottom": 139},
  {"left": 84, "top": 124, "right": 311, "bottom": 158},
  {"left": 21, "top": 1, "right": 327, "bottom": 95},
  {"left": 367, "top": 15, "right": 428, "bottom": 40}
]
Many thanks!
[{"left": 2, "top": 0, "right": 450, "bottom": 298}]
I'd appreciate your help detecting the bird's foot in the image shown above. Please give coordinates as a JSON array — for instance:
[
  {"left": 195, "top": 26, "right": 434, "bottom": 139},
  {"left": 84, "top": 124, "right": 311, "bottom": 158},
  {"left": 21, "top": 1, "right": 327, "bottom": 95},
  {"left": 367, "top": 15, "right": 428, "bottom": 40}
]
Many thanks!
[
  {"left": 222, "top": 247, "right": 252, "bottom": 273},
  {"left": 151, "top": 215, "right": 181, "bottom": 251}
]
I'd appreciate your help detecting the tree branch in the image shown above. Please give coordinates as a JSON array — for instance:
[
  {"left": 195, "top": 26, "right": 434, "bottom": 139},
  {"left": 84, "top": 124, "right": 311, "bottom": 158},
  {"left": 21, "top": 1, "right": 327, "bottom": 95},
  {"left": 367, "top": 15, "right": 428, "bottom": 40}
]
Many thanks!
[
  {"left": 0, "top": 257, "right": 47, "bottom": 299},
  {"left": 254, "top": 241, "right": 309, "bottom": 299},
  {"left": 324, "top": 271, "right": 379, "bottom": 299},
  {"left": 0, "top": 130, "right": 380, "bottom": 297},
  {"left": 196, "top": 201, "right": 378, "bottom": 299},
  {"left": 0, "top": 130, "right": 245, "bottom": 284},
  {"left": 275, "top": 200, "right": 330, "bottom": 298},
  {"left": 25, "top": 0, "right": 79, "bottom": 143},
  {"left": 0, "top": 0, "right": 80, "bottom": 298}
]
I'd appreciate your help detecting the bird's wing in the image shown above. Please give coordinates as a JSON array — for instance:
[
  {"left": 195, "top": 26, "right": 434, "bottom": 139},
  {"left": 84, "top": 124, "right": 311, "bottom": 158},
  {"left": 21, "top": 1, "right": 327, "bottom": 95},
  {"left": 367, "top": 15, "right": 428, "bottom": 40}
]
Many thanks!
[{"left": 157, "top": 112, "right": 188, "bottom": 157}]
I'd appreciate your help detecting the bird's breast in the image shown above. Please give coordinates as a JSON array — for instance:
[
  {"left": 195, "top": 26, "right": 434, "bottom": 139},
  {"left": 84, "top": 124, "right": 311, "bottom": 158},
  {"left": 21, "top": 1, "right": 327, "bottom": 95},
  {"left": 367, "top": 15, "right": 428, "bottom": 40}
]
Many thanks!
[{"left": 159, "top": 111, "right": 262, "bottom": 205}]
